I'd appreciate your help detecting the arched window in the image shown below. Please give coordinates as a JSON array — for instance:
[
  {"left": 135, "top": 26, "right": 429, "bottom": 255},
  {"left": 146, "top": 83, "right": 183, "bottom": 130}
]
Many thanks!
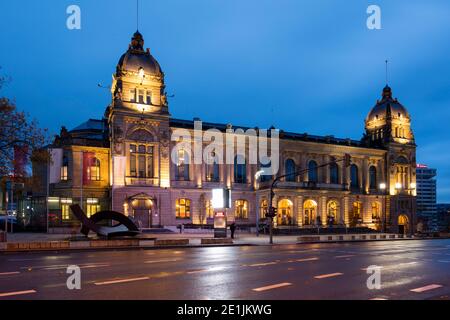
[
  {"left": 176, "top": 198, "right": 191, "bottom": 219},
  {"left": 369, "top": 166, "right": 377, "bottom": 190},
  {"left": 206, "top": 153, "right": 220, "bottom": 182},
  {"left": 372, "top": 202, "right": 381, "bottom": 220},
  {"left": 175, "top": 149, "right": 190, "bottom": 181},
  {"left": 351, "top": 202, "right": 363, "bottom": 227},
  {"left": 350, "top": 164, "right": 359, "bottom": 189},
  {"left": 234, "top": 155, "right": 247, "bottom": 184},
  {"left": 329, "top": 162, "right": 339, "bottom": 184},
  {"left": 260, "top": 199, "right": 268, "bottom": 219},
  {"left": 308, "top": 160, "right": 318, "bottom": 183},
  {"left": 235, "top": 200, "right": 248, "bottom": 219},
  {"left": 206, "top": 200, "right": 214, "bottom": 219},
  {"left": 327, "top": 201, "right": 339, "bottom": 225},
  {"left": 259, "top": 158, "right": 272, "bottom": 183},
  {"left": 89, "top": 157, "right": 101, "bottom": 181},
  {"left": 277, "top": 199, "right": 293, "bottom": 226},
  {"left": 285, "top": 159, "right": 296, "bottom": 182}
]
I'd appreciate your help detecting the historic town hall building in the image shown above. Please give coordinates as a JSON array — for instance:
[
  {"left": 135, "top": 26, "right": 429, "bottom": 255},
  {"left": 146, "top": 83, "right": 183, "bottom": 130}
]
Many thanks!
[{"left": 34, "top": 31, "right": 417, "bottom": 234}]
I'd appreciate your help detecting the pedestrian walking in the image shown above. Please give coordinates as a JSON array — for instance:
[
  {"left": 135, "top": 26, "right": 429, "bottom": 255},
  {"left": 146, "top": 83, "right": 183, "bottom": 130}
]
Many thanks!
[{"left": 230, "top": 222, "right": 236, "bottom": 239}]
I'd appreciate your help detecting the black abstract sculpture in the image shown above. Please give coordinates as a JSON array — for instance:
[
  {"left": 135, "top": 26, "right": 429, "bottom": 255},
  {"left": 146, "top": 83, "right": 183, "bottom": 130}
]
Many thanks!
[{"left": 70, "top": 204, "right": 140, "bottom": 238}]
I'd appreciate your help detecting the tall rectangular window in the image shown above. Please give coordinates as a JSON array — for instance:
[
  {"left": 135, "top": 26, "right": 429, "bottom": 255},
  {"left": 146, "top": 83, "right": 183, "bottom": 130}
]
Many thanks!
[
  {"left": 138, "top": 90, "right": 145, "bottom": 104},
  {"left": 86, "top": 198, "right": 101, "bottom": 218},
  {"left": 129, "top": 144, "right": 154, "bottom": 178},
  {"left": 130, "top": 89, "right": 136, "bottom": 102},
  {"left": 61, "top": 156, "right": 69, "bottom": 181},
  {"left": 146, "top": 91, "right": 152, "bottom": 105},
  {"left": 61, "top": 198, "right": 72, "bottom": 220}
]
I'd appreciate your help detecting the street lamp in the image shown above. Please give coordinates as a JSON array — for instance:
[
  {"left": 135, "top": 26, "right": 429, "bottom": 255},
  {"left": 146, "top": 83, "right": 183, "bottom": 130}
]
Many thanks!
[
  {"left": 379, "top": 183, "right": 387, "bottom": 233},
  {"left": 254, "top": 170, "right": 265, "bottom": 237}
]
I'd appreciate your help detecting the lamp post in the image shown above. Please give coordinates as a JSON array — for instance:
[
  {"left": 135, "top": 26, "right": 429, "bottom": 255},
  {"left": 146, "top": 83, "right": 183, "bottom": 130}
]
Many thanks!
[
  {"left": 379, "top": 183, "right": 387, "bottom": 233},
  {"left": 254, "top": 170, "right": 264, "bottom": 237}
]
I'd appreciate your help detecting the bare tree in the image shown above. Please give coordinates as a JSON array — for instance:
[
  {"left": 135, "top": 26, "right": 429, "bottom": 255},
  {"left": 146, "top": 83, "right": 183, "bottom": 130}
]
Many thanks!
[{"left": 0, "top": 68, "right": 50, "bottom": 178}]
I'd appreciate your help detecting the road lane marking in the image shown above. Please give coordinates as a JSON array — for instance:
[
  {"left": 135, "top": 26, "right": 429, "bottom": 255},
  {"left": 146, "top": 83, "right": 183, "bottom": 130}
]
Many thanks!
[
  {"left": 335, "top": 255, "right": 355, "bottom": 259},
  {"left": 94, "top": 276, "right": 150, "bottom": 286},
  {"left": 314, "top": 273, "right": 344, "bottom": 279},
  {"left": 144, "top": 259, "right": 180, "bottom": 264},
  {"left": 0, "top": 290, "right": 36, "bottom": 297},
  {"left": 410, "top": 284, "right": 443, "bottom": 293},
  {"left": 296, "top": 257, "right": 319, "bottom": 262},
  {"left": 361, "top": 261, "right": 418, "bottom": 271},
  {"left": 187, "top": 266, "right": 227, "bottom": 274},
  {"left": 42, "top": 263, "right": 110, "bottom": 271},
  {"left": 0, "top": 272, "right": 20, "bottom": 276},
  {"left": 252, "top": 283, "right": 292, "bottom": 292},
  {"left": 247, "top": 262, "right": 277, "bottom": 267}
]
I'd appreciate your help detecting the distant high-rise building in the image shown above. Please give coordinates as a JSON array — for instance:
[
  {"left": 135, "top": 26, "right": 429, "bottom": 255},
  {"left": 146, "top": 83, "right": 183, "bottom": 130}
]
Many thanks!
[
  {"left": 437, "top": 204, "right": 450, "bottom": 232},
  {"left": 416, "top": 164, "right": 437, "bottom": 231}
]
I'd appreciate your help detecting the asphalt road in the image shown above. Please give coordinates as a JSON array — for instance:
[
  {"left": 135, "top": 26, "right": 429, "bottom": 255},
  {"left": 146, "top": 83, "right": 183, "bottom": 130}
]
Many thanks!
[{"left": 1, "top": 239, "right": 450, "bottom": 300}]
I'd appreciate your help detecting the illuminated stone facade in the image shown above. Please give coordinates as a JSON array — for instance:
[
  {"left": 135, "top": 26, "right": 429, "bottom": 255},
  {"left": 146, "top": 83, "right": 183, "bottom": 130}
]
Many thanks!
[{"left": 38, "top": 31, "right": 417, "bottom": 234}]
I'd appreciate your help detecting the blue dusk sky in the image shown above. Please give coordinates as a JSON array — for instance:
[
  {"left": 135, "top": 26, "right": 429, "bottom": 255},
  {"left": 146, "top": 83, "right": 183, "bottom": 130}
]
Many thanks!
[{"left": 0, "top": 0, "right": 449, "bottom": 201}]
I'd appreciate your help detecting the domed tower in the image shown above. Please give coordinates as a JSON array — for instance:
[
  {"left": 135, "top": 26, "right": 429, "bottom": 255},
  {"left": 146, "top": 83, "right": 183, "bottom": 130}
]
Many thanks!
[
  {"left": 108, "top": 31, "right": 169, "bottom": 115},
  {"left": 364, "top": 85, "right": 417, "bottom": 235},
  {"left": 108, "top": 31, "right": 172, "bottom": 213}
]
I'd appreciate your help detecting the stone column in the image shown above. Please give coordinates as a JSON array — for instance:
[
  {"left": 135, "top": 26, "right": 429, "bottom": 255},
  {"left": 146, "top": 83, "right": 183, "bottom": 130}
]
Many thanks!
[
  {"left": 363, "top": 158, "right": 370, "bottom": 193},
  {"left": 343, "top": 196, "right": 350, "bottom": 226},
  {"left": 297, "top": 195, "right": 304, "bottom": 227},
  {"left": 321, "top": 196, "right": 327, "bottom": 226}
]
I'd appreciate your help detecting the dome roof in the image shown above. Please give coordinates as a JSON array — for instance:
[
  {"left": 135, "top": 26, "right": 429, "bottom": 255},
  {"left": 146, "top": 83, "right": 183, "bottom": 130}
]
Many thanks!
[
  {"left": 366, "top": 85, "right": 410, "bottom": 122},
  {"left": 116, "top": 31, "right": 162, "bottom": 76}
]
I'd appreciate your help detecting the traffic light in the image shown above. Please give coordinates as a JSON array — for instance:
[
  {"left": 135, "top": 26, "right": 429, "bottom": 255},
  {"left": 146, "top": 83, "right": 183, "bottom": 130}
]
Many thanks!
[
  {"left": 266, "top": 206, "right": 277, "bottom": 218},
  {"left": 344, "top": 154, "right": 351, "bottom": 167}
]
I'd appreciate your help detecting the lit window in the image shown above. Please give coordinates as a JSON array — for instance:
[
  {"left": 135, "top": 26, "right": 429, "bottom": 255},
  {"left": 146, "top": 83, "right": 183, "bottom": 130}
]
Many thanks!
[
  {"left": 61, "top": 198, "right": 73, "bottom": 220},
  {"left": 372, "top": 202, "right": 381, "bottom": 220},
  {"left": 235, "top": 200, "right": 248, "bottom": 219},
  {"left": 61, "top": 157, "right": 69, "bottom": 181},
  {"left": 260, "top": 199, "right": 268, "bottom": 219},
  {"left": 89, "top": 158, "right": 101, "bottom": 181},
  {"left": 86, "top": 198, "right": 101, "bottom": 218},
  {"left": 176, "top": 198, "right": 191, "bottom": 219},
  {"left": 206, "top": 200, "right": 214, "bottom": 219},
  {"left": 129, "top": 144, "right": 154, "bottom": 178}
]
